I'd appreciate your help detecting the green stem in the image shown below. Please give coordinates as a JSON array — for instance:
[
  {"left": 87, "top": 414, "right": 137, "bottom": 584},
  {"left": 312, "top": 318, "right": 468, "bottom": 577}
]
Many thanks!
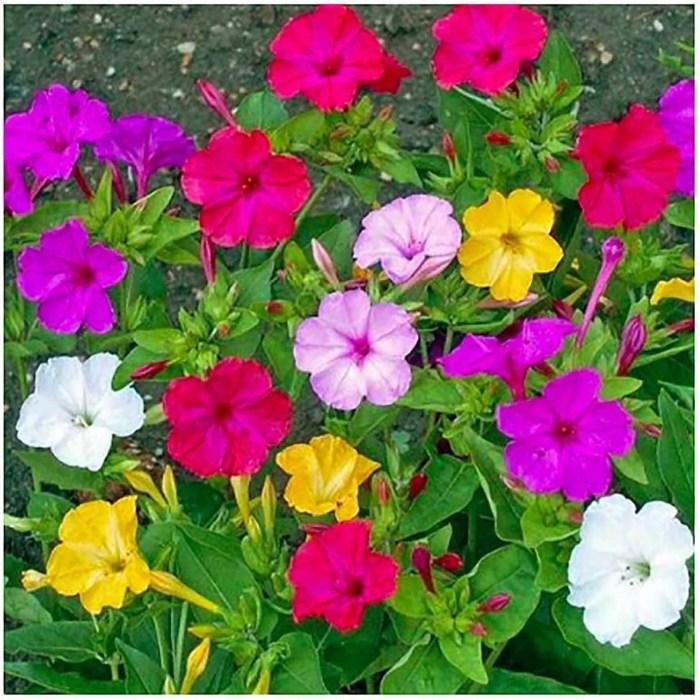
[
  {"left": 443, "top": 326, "right": 454, "bottom": 355},
  {"left": 295, "top": 174, "right": 332, "bottom": 230},
  {"left": 173, "top": 602, "right": 189, "bottom": 687},
  {"left": 467, "top": 504, "right": 478, "bottom": 566},
  {"left": 15, "top": 354, "right": 28, "bottom": 401},
  {"left": 109, "top": 656, "right": 120, "bottom": 682},
  {"left": 238, "top": 243, "right": 249, "bottom": 271},
  {"left": 419, "top": 333, "right": 429, "bottom": 367},
  {"left": 153, "top": 615, "right": 170, "bottom": 676}
]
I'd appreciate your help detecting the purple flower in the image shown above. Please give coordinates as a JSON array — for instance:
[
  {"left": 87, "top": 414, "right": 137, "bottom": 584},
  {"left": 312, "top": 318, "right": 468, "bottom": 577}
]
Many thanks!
[
  {"left": 94, "top": 114, "right": 195, "bottom": 198},
  {"left": 4, "top": 159, "right": 33, "bottom": 216},
  {"left": 293, "top": 289, "right": 418, "bottom": 410},
  {"left": 4, "top": 84, "right": 110, "bottom": 181},
  {"left": 496, "top": 368, "right": 635, "bottom": 501},
  {"left": 17, "top": 219, "right": 127, "bottom": 334},
  {"left": 439, "top": 318, "right": 576, "bottom": 400},
  {"left": 353, "top": 195, "right": 462, "bottom": 288},
  {"left": 659, "top": 79, "right": 694, "bottom": 197}
]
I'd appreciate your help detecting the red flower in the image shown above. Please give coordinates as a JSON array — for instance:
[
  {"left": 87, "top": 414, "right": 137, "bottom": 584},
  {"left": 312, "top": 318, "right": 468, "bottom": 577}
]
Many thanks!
[
  {"left": 288, "top": 520, "right": 399, "bottom": 632},
  {"left": 432, "top": 5, "right": 547, "bottom": 96},
  {"left": 268, "top": 5, "right": 385, "bottom": 112},
  {"left": 181, "top": 128, "right": 311, "bottom": 249},
  {"left": 577, "top": 104, "right": 680, "bottom": 230},
  {"left": 365, "top": 52, "right": 412, "bottom": 95},
  {"left": 162, "top": 358, "right": 292, "bottom": 477}
]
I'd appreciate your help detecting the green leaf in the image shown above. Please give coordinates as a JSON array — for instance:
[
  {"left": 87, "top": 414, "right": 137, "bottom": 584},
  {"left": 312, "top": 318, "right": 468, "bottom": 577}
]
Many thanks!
[
  {"left": 439, "top": 634, "right": 487, "bottom": 684},
  {"left": 347, "top": 402, "right": 400, "bottom": 445},
  {"left": 5, "top": 201, "right": 89, "bottom": 250},
  {"left": 133, "top": 186, "right": 174, "bottom": 226},
  {"left": 270, "top": 632, "right": 329, "bottom": 694},
  {"left": 262, "top": 326, "right": 306, "bottom": 400},
  {"left": 4, "top": 662, "right": 124, "bottom": 694},
  {"left": 535, "top": 539, "right": 573, "bottom": 593},
  {"left": 270, "top": 109, "right": 326, "bottom": 152},
  {"left": 600, "top": 376, "right": 642, "bottom": 400},
  {"left": 4, "top": 588, "right": 52, "bottom": 626},
  {"left": 483, "top": 668, "right": 584, "bottom": 694},
  {"left": 117, "top": 640, "right": 166, "bottom": 694},
  {"left": 132, "top": 328, "right": 182, "bottom": 353},
  {"left": 388, "top": 574, "right": 431, "bottom": 618},
  {"left": 145, "top": 215, "right": 200, "bottom": 261},
  {"left": 377, "top": 151, "right": 422, "bottom": 186},
  {"left": 231, "top": 259, "right": 275, "bottom": 306},
  {"left": 5, "top": 621, "right": 98, "bottom": 663},
  {"left": 85, "top": 168, "right": 114, "bottom": 231},
  {"left": 657, "top": 390, "right": 694, "bottom": 527},
  {"left": 236, "top": 90, "right": 289, "bottom": 130},
  {"left": 16, "top": 450, "right": 103, "bottom": 493},
  {"left": 552, "top": 598, "right": 693, "bottom": 679},
  {"left": 612, "top": 447, "right": 648, "bottom": 484},
  {"left": 313, "top": 219, "right": 355, "bottom": 280},
  {"left": 327, "top": 168, "right": 381, "bottom": 204},
  {"left": 468, "top": 545, "right": 540, "bottom": 646},
  {"left": 397, "top": 369, "right": 467, "bottom": 413},
  {"left": 539, "top": 29, "right": 583, "bottom": 86},
  {"left": 549, "top": 156, "right": 585, "bottom": 200},
  {"left": 520, "top": 497, "right": 578, "bottom": 549},
  {"left": 665, "top": 198, "right": 694, "bottom": 230}
]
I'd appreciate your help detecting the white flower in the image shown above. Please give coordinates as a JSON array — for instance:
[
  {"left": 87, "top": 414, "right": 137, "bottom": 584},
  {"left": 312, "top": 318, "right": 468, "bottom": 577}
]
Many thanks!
[
  {"left": 16, "top": 353, "right": 144, "bottom": 471},
  {"left": 567, "top": 494, "right": 694, "bottom": 648}
]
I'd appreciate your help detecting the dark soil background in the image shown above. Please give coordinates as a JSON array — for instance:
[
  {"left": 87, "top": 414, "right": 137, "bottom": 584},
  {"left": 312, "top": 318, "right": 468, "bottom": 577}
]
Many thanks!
[{"left": 2, "top": 5, "right": 695, "bottom": 689}]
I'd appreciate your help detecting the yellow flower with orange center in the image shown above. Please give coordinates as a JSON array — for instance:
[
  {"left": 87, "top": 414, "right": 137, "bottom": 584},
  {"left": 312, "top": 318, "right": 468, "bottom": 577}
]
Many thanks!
[
  {"left": 275, "top": 434, "right": 379, "bottom": 521},
  {"left": 650, "top": 277, "right": 695, "bottom": 305},
  {"left": 458, "top": 189, "right": 563, "bottom": 302}
]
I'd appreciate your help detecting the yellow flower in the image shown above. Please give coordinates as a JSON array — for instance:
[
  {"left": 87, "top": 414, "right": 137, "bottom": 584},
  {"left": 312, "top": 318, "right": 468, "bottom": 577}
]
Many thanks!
[
  {"left": 25, "top": 496, "right": 150, "bottom": 615},
  {"left": 275, "top": 435, "right": 379, "bottom": 521},
  {"left": 124, "top": 468, "right": 168, "bottom": 508},
  {"left": 458, "top": 189, "right": 563, "bottom": 302},
  {"left": 650, "top": 277, "right": 695, "bottom": 305},
  {"left": 149, "top": 571, "right": 221, "bottom": 614},
  {"left": 180, "top": 638, "right": 211, "bottom": 694}
]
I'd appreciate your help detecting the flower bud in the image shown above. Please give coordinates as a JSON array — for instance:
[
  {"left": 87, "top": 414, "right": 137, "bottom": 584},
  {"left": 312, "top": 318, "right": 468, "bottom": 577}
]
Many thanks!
[
  {"left": 485, "top": 130, "right": 511, "bottom": 146},
  {"left": 442, "top": 130, "right": 457, "bottom": 165},
  {"left": 544, "top": 155, "right": 560, "bottom": 173},
  {"left": 532, "top": 361, "right": 556, "bottom": 378},
  {"left": 552, "top": 299, "right": 574, "bottom": 320},
  {"left": 378, "top": 105, "right": 394, "bottom": 122},
  {"left": 163, "top": 676, "right": 177, "bottom": 694},
  {"left": 180, "top": 638, "right": 211, "bottom": 694},
  {"left": 433, "top": 552, "right": 463, "bottom": 573},
  {"left": 21, "top": 569, "right": 48, "bottom": 592},
  {"left": 150, "top": 571, "right": 221, "bottom": 614},
  {"left": 230, "top": 475, "right": 251, "bottom": 525},
  {"left": 196, "top": 79, "right": 237, "bottom": 127},
  {"left": 200, "top": 235, "right": 216, "bottom": 286},
  {"left": 245, "top": 514, "right": 264, "bottom": 546},
  {"left": 616, "top": 314, "right": 647, "bottom": 376},
  {"left": 311, "top": 238, "right": 340, "bottom": 287},
  {"left": 375, "top": 475, "right": 391, "bottom": 505},
  {"left": 477, "top": 592, "right": 511, "bottom": 613},
  {"left": 123, "top": 469, "right": 168, "bottom": 508},
  {"left": 640, "top": 423, "right": 662, "bottom": 439},
  {"left": 161, "top": 465, "right": 180, "bottom": 513},
  {"left": 408, "top": 473, "right": 428, "bottom": 501},
  {"left": 130, "top": 360, "right": 169, "bottom": 381},
  {"left": 569, "top": 510, "right": 584, "bottom": 524},
  {"left": 252, "top": 668, "right": 271, "bottom": 695},
  {"left": 667, "top": 318, "right": 694, "bottom": 334},
  {"left": 411, "top": 545, "right": 436, "bottom": 593},
  {"left": 261, "top": 476, "right": 277, "bottom": 537},
  {"left": 469, "top": 621, "right": 488, "bottom": 637}
]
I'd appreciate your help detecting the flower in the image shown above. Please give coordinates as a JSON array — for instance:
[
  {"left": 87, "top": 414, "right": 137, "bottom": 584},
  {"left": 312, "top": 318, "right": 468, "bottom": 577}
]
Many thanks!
[
  {"left": 457, "top": 190, "right": 563, "bottom": 302},
  {"left": 162, "top": 357, "right": 292, "bottom": 477},
  {"left": 267, "top": 5, "right": 385, "bottom": 112},
  {"left": 412, "top": 544, "right": 436, "bottom": 592},
  {"left": 17, "top": 354, "right": 144, "bottom": 471},
  {"left": 496, "top": 368, "right": 635, "bottom": 501},
  {"left": 576, "top": 104, "right": 680, "bottom": 230},
  {"left": 16, "top": 219, "right": 128, "bottom": 334},
  {"left": 432, "top": 5, "right": 548, "bottom": 95},
  {"left": 4, "top": 159, "right": 33, "bottom": 216},
  {"left": 181, "top": 127, "right": 311, "bottom": 249},
  {"left": 180, "top": 638, "right": 211, "bottom": 695},
  {"left": 353, "top": 195, "right": 462, "bottom": 287},
  {"left": 22, "top": 497, "right": 150, "bottom": 614},
  {"left": 4, "top": 83, "right": 110, "bottom": 180},
  {"left": 149, "top": 571, "right": 221, "bottom": 614},
  {"left": 94, "top": 114, "right": 195, "bottom": 198},
  {"left": 276, "top": 434, "right": 379, "bottom": 521},
  {"left": 434, "top": 552, "right": 463, "bottom": 573},
  {"left": 659, "top": 79, "right": 694, "bottom": 196},
  {"left": 568, "top": 494, "right": 694, "bottom": 647},
  {"left": 615, "top": 314, "right": 647, "bottom": 376},
  {"left": 651, "top": 277, "right": 695, "bottom": 305},
  {"left": 293, "top": 289, "right": 418, "bottom": 410},
  {"left": 288, "top": 520, "right": 399, "bottom": 632},
  {"left": 365, "top": 51, "right": 412, "bottom": 94},
  {"left": 311, "top": 238, "right": 340, "bottom": 287},
  {"left": 196, "top": 78, "right": 237, "bottom": 127},
  {"left": 440, "top": 318, "right": 576, "bottom": 400}
]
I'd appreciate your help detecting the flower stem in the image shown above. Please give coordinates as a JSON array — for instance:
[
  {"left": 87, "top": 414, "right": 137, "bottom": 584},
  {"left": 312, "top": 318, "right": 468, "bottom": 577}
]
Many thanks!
[
  {"left": 14, "top": 355, "right": 28, "bottom": 401},
  {"left": 443, "top": 326, "right": 454, "bottom": 355},
  {"left": 295, "top": 174, "right": 332, "bottom": 230},
  {"left": 153, "top": 614, "right": 170, "bottom": 677},
  {"left": 237, "top": 242, "right": 249, "bottom": 271},
  {"left": 173, "top": 602, "right": 189, "bottom": 688},
  {"left": 109, "top": 656, "right": 120, "bottom": 681},
  {"left": 419, "top": 333, "right": 429, "bottom": 367},
  {"left": 72, "top": 164, "right": 93, "bottom": 200}
]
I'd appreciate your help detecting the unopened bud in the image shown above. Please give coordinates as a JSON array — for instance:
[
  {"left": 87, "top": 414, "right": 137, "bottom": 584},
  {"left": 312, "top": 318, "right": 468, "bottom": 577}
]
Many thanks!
[
  {"left": 124, "top": 469, "right": 168, "bottom": 508},
  {"left": 180, "top": 638, "right": 211, "bottom": 694},
  {"left": 501, "top": 475, "right": 522, "bottom": 491},
  {"left": 200, "top": 235, "right": 216, "bottom": 286},
  {"left": 162, "top": 465, "right": 180, "bottom": 512},
  {"left": 252, "top": 668, "right": 271, "bottom": 695},
  {"left": 552, "top": 299, "right": 574, "bottom": 320},
  {"left": 246, "top": 515, "right": 264, "bottom": 546},
  {"left": 196, "top": 79, "right": 237, "bottom": 127},
  {"left": 230, "top": 475, "right": 251, "bottom": 524},
  {"left": 261, "top": 476, "right": 277, "bottom": 536},
  {"left": 21, "top": 569, "right": 48, "bottom": 592},
  {"left": 408, "top": 473, "right": 428, "bottom": 501},
  {"left": 469, "top": 621, "right": 488, "bottom": 637},
  {"left": 485, "top": 130, "right": 511, "bottom": 146},
  {"left": 163, "top": 676, "right": 177, "bottom": 695},
  {"left": 569, "top": 510, "right": 583, "bottom": 524},
  {"left": 433, "top": 552, "right": 463, "bottom": 573},
  {"left": 311, "top": 238, "right": 340, "bottom": 287},
  {"left": 667, "top": 318, "right": 694, "bottom": 334},
  {"left": 544, "top": 155, "right": 560, "bottom": 173},
  {"left": 477, "top": 592, "right": 511, "bottom": 613},
  {"left": 640, "top": 423, "right": 662, "bottom": 439},
  {"left": 130, "top": 360, "right": 169, "bottom": 381},
  {"left": 442, "top": 130, "right": 457, "bottom": 165},
  {"left": 411, "top": 545, "right": 436, "bottom": 593},
  {"left": 375, "top": 475, "right": 391, "bottom": 505},
  {"left": 616, "top": 314, "right": 647, "bottom": 376},
  {"left": 266, "top": 301, "right": 284, "bottom": 315},
  {"left": 378, "top": 105, "right": 394, "bottom": 121}
]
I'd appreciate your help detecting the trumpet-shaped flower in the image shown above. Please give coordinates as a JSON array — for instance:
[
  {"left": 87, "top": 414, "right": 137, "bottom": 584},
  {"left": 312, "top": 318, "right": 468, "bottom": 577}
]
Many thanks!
[
  {"left": 288, "top": 520, "right": 399, "bottom": 632},
  {"left": 496, "top": 368, "right": 635, "bottom": 500},
  {"left": 440, "top": 318, "right": 576, "bottom": 400},
  {"left": 576, "top": 104, "right": 680, "bottom": 230},
  {"left": 293, "top": 289, "right": 418, "bottom": 410},
  {"left": 16, "top": 219, "right": 128, "bottom": 334},
  {"left": 366, "top": 51, "right": 412, "bottom": 95},
  {"left": 659, "top": 79, "right": 694, "bottom": 197},
  {"left": 16, "top": 354, "right": 145, "bottom": 471},
  {"left": 162, "top": 357, "right": 292, "bottom": 477},
  {"left": 181, "top": 127, "right": 311, "bottom": 249},
  {"left": 568, "top": 494, "right": 694, "bottom": 647},
  {"left": 4, "top": 156, "right": 33, "bottom": 216},
  {"left": 650, "top": 277, "right": 695, "bottom": 305},
  {"left": 22, "top": 497, "right": 150, "bottom": 615},
  {"left": 353, "top": 194, "right": 462, "bottom": 287},
  {"left": 458, "top": 190, "right": 563, "bottom": 302},
  {"left": 432, "top": 5, "right": 547, "bottom": 95},
  {"left": 276, "top": 434, "right": 379, "bottom": 521}
]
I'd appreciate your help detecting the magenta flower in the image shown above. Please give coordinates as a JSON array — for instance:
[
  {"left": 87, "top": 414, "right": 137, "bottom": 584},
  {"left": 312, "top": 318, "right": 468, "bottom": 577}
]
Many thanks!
[
  {"left": 94, "top": 114, "right": 195, "bottom": 199},
  {"left": 293, "top": 289, "right": 418, "bottom": 410},
  {"left": 353, "top": 195, "right": 462, "bottom": 288},
  {"left": 616, "top": 314, "right": 647, "bottom": 376},
  {"left": 4, "top": 159, "right": 33, "bottom": 216},
  {"left": 4, "top": 84, "right": 110, "bottom": 181},
  {"left": 17, "top": 219, "right": 127, "bottom": 334},
  {"left": 659, "top": 79, "right": 694, "bottom": 196},
  {"left": 496, "top": 368, "right": 635, "bottom": 501},
  {"left": 440, "top": 318, "right": 576, "bottom": 400}
]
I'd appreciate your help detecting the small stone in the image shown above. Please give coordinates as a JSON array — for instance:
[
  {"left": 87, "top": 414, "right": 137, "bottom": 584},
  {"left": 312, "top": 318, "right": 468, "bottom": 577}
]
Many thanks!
[
  {"left": 209, "top": 24, "right": 225, "bottom": 34},
  {"left": 21, "top": 41, "right": 32, "bottom": 51},
  {"left": 172, "top": 88, "right": 185, "bottom": 99},
  {"left": 653, "top": 19, "right": 664, "bottom": 32},
  {"left": 89, "top": 38, "right": 99, "bottom": 49},
  {"left": 177, "top": 41, "right": 196, "bottom": 55},
  {"left": 93, "top": 12, "right": 103, "bottom": 24},
  {"left": 411, "top": 42, "right": 421, "bottom": 51},
  {"left": 71, "top": 79, "right": 83, "bottom": 89},
  {"left": 600, "top": 50, "right": 614, "bottom": 66},
  {"left": 118, "top": 79, "right": 130, "bottom": 92},
  {"left": 106, "top": 65, "right": 116, "bottom": 77}
]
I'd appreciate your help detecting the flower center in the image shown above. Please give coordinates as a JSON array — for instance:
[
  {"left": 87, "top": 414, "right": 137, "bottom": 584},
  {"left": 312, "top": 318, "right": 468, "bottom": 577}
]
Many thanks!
[
  {"left": 620, "top": 560, "right": 651, "bottom": 586},
  {"left": 479, "top": 46, "right": 502, "bottom": 65},
  {"left": 318, "top": 54, "right": 343, "bottom": 77},
  {"left": 341, "top": 576, "right": 365, "bottom": 598},
  {"left": 555, "top": 422, "right": 576, "bottom": 440},
  {"left": 72, "top": 263, "right": 96, "bottom": 286},
  {"left": 213, "top": 403, "right": 232, "bottom": 422},
  {"left": 72, "top": 414, "right": 93, "bottom": 428},
  {"left": 603, "top": 157, "right": 624, "bottom": 179},
  {"left": 351, "top": 337, "right": 371, "bottom": 364},
  {"left": 500, "top": 233, "right": 522, "bottom": 252},
  {"left": 240, "top": 174, "right": 259, "bottom": 193}
]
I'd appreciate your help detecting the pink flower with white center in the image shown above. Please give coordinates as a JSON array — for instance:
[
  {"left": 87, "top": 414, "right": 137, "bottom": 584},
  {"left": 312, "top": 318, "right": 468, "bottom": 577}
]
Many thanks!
[{"left": 293, "top": 289, "right": 418, "bottom": 410}]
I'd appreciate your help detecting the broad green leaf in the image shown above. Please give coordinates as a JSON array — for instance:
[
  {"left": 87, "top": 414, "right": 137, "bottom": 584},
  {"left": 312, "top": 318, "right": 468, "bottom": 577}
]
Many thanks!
[
  {"left": 177, "top": 479, "right": 226, "bottom": 527},
  {"left": 85, "top": 167, "right": 114, "bottom": 231},
  {"left": 117, "top": 640, "right": 166, "bottom": 694},
  {"left": 327, "top": 167, "right": 381, "bottom": 204},
  {"left": 658, "top": 381, "right": 694, "bottom": 411},
  {"left": 5, "top": 554, "right": 28, "bottom": 587},
  {"left": 5, "top": 201, "right": 89, "bottom": 250},
  {"left": 5, "top": 621, "right": 98, "bottom": 663},
  {"left": 552, "top": 597, "right": 694, "bottom": 679},
  {"left": 270, "top": 109, "right": 326, "bottom": 152},
  {"left": 483, "top": 668, "right": 584, "bottom": 694},
  {"left": 600, "top": 376, "right": 642, "bottom": 400},
  {"left": 439, "top": 634, "right": 487, "bottom": 684},
  {"left": 347, "top": 402, "right": 400, "bottom": 445},
  {"left": 313, "top": 219, "right": 355, "bottom": 279},
  {"left": 612, "top": 447, "right": 648, "bottom": 484},
  {"left": 132, "top": 328, "right": 182, "bottom": 353},
  {"left": 262, "top": 326, "right": 307, "bottom": 400},
  {"left": 397, "top": 369, "right": 467, "bottom": 413},
  {"left": 134, "top": 186, "right": 174, "bottom": 225},
  {"left": 16, "top": 450, "right": 103, "bottom": 493},
  {"left": 4, "top": 662, "right": 124, "bottom": 694},
  {"left": 270, "top": 632, "right": 329, "bottom": 694},
  {"left": 236, "top": 90, "right": 288, "bottom": 130},
  {"left": 665, "top": 198, "right": 694, "bottom": 230},
  {"left": 231, "top": 259, "right": 275, "bottom": 306},
  {"left": 4, "top": 588, "right": 52, "bottom": 626},
  {"left": 549, "top": 156, "right": 585, "bottom": 200},
  {"left": 520, "top": 497, "right": 579, "bottom": 549},
  {"left": 535, "top": 539, "right": 573, "bottom": 593},
  {"left": 376, "top": 151, "right": 422, "bottom": 186},
  {"left": 145, "top": 215, "right": 199, "bottom": 260},
  {"left": 112, "top": 346, "right": 179, "bottom": 390},
  {"left": 468, "top": 545, "right": 540, "bottom": 646},
  {"left": 539, "top": 29, "right": 583, "bottom": 86},
  {"left": 388, "top": 574, "right": 431, "bottom": 618},
  {"left": 397, "top": 454, "right": 480, "bottom": 538}
]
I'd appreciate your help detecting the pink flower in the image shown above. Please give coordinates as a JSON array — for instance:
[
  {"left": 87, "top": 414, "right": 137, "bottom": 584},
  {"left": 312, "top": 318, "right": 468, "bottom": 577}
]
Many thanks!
[
  {"left": 353, "top": 195, "right": 462, "bottom": 287},
  {"left": 181, "top": 127, "right": 311, "bottom": 249},
  {"left": 496, "top": 368, "right": 635, "bottom": 501},
  {"left": 5, "top": 83, "right": 110, "bottom": 181},
  {"left": 576, "top": 104, "right": 680, "bottom": 230},
  {"left": 293, "top": 289, "right": 418, "bottom": 410},
  {"left": 615, "top": 314, "right": 647, "bottom": 376},
  {"left": 268, "top": 5, "right": 385, "bottom": 112},
  {"left": 365, "top": 51, "right": 412, "bottom": 95},
  {"left": 659, "top": 79, "right": 694, "bottom": 197},
  {"left": 432, "top": 5, "right": 548, "bottom": 95},
  {"left": 440, "top": 318, "right": 576, "bottom": 401},
  {"left": 17, "top": 219, "right": 127, "bottom": 334},
  {"left": 196, "top": 79, "right": 237, "bottom": 128},
  {"left": 288, "top": 520, "right": 398, "bottom": 632},
  {"left": 162, "top": 358, "right": 292, "bottom": 478},
  {"left": 4, "top": 159, "right": 33, "bottom": 216}
]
